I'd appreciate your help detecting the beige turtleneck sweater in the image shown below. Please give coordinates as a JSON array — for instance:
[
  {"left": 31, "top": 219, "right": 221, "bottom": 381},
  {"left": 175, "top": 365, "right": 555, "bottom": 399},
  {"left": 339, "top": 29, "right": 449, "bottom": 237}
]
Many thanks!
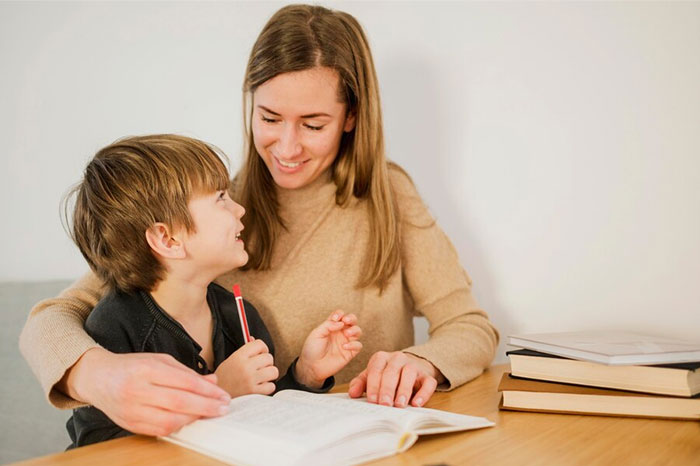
[{"left": 19, "top": 165, "right": 499, "bottom": 409}]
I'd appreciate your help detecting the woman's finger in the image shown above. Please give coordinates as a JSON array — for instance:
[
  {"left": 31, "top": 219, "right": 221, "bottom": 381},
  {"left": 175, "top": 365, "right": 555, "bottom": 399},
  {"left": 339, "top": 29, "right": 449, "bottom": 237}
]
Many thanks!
[
  {"left": 122, "top": 406, "right": 201, "bottom": 437},
  {"left": 410, "top": 374, "right": 438, "bottom": 407},
  {"left": 148, "top": 360, "right": 229, "bottom": 401},
  {"left": 144, "top": 384, "right": 230, "bottom": 419},
  {"left": 364, "top": 352, "right": 389, "bottom": 403},
  {"left": 393, "top": 365, "right": 418, "bottom": 408},
  {"left": 376, "top": 354, "right": 406, "bottom": 406},
  {"left": 348, "top": 369, "right": 367, "bottom": 398}
]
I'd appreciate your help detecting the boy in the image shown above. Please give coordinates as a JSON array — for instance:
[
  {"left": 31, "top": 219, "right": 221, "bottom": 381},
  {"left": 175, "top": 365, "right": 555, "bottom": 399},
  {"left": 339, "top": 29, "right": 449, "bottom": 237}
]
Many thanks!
[{"left": 64, "top": 135, "right": 362, "bottom": 448}]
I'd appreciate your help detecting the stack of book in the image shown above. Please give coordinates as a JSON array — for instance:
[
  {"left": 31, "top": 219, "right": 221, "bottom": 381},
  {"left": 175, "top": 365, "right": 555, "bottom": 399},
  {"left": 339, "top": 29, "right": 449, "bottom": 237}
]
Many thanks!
[{"left": 498, "top": 331, "right": 700, "bottom": 420}]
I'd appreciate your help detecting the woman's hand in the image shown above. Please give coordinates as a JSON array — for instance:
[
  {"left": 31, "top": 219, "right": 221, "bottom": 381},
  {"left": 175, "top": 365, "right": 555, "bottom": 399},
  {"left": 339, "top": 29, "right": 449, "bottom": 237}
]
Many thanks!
[
  {"left": 348, "top": 351, "right": 443, "bottom": 408},
  {"left": 295, "top": 311, "right": 363, "bottom": 388},
  {"left": 214, "top": 339, "right": 278, "bottom": 398},
  {"left": 61, "top": 347, "right": 232, "bottom": 436}
]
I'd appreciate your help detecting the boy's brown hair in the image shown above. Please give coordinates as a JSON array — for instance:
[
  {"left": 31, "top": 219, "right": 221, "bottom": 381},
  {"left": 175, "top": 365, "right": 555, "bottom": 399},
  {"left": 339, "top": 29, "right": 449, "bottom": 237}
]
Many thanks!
[{"left": 64, "top": 134, "right": 230, "bottom": 293}]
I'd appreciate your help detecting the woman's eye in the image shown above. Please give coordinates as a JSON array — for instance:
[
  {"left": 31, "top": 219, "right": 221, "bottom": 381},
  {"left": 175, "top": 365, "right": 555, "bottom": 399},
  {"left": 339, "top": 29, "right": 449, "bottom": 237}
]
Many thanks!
[
  {"left": 261, "top": 116, "right": 277, "bottom": 123},
  {"left": 304, "top": 124, "right": 324, "bottom": 131}
]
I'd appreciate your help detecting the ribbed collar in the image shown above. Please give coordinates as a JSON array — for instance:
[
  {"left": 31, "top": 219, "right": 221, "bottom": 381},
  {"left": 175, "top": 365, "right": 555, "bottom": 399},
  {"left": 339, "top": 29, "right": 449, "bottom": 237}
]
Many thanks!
[{"left": 275, "top": 169, "right": 337, "bottom": 219}]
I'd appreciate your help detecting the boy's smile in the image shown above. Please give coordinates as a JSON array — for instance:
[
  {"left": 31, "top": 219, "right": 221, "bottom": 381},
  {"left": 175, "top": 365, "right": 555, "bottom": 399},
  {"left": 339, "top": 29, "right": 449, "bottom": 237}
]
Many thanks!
[{"left": 183, "top": 189, "right": 248, "bottom": 278}]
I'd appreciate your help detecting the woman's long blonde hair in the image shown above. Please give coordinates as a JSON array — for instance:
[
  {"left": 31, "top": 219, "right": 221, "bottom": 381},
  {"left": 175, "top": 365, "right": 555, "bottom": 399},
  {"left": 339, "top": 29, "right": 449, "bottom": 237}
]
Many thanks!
[{"left": 236, "top": 4, "right": 400, "bottom": 291}]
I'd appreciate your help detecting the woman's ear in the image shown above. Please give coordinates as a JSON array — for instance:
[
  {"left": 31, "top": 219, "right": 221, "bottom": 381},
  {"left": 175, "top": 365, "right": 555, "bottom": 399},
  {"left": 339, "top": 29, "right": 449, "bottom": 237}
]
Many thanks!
[
  {"left": 343, "top": 109, "right": 356, "bottom": 132},
  {"left": 145, "top": 223, "right": 186, "bottom": 260}
]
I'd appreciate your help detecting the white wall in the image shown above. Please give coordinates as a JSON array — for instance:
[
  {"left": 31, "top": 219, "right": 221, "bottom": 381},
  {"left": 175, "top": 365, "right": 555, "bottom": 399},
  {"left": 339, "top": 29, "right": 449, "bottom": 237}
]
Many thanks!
[{"left": 2, "top": 1, "right": 699, "bottom": 362}]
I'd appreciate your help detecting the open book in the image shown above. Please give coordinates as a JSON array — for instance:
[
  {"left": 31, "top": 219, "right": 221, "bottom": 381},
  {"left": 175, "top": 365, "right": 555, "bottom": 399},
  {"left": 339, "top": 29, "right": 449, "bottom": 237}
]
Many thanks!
[{"left": 164, "top": 389, "right": 494, "bottom": 466}]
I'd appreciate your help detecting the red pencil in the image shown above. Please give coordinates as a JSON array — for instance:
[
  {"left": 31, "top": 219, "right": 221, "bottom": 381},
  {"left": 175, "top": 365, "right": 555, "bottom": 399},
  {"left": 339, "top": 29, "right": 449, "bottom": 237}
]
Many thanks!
[{"left": 232, "top": 284, "right": 252, "bottom": 343}]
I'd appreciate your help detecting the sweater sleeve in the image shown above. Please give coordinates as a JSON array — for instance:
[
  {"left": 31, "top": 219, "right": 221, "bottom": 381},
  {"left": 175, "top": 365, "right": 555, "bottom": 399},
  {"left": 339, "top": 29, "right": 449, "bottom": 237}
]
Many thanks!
[
  {"left": 18, "top": 271, "right": 107, "bottom": 409},
  {"left": 67, "top": 292, "right": 139, "bottom": 448},
  {"left": 389, "top": 167, "right": 500, "bottom": 390}
]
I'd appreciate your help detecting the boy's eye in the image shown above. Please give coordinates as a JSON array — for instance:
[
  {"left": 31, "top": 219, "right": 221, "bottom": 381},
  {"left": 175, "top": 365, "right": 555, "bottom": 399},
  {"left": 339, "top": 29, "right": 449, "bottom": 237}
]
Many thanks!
[{"left": 218, "top": 191, "right": 226, "bottom": 201}]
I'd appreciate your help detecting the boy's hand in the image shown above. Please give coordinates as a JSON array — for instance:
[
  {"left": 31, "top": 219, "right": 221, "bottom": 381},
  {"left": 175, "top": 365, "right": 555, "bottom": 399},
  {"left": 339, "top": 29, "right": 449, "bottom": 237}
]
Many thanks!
[
  {"left": 214, "top": 339, "right": 278, "bottom": 398},
  {"left": 295, "top": 311, "right": 362, "bottom": 389}
]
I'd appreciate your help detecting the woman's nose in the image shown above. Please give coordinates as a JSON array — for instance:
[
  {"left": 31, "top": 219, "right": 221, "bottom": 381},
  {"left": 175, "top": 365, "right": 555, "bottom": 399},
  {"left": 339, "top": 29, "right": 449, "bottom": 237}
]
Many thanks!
[{"left": 276, "top": 124, "right": 302, "bottom": 158}]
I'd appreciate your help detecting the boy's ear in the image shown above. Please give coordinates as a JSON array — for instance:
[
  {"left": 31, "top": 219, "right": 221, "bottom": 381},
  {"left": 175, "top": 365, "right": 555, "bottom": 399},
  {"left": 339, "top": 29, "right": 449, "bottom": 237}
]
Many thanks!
[{"left": 145, "top": 223, "right": 186, "bottom": 260}]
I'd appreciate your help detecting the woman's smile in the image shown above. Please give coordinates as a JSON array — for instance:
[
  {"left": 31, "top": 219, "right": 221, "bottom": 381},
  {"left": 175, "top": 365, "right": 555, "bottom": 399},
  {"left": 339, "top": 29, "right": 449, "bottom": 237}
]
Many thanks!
[{"left": 275, "top": 156, "right": 310, "bottom": 172}]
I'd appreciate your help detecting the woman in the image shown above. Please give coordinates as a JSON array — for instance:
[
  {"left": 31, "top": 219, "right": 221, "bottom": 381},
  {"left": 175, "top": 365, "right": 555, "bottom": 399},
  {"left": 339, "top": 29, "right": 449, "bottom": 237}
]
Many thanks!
[{"left": 20, "top": 4, "right": 498, "bottom": 437}]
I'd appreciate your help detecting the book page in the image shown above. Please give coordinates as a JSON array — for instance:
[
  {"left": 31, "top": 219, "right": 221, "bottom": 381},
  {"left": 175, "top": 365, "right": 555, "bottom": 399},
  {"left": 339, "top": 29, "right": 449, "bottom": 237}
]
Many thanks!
[
  {"left": 167, "top": 393, "right": 402, "bottom": 465},
  {"left": 211, "top": 394, "right": 382, "bottom": 443},
  {"left": 275, "top": 390, "right": 495, "bottom": 434},
  {"left": 167, "top": 392, "right": 493, "bottom": 465}
]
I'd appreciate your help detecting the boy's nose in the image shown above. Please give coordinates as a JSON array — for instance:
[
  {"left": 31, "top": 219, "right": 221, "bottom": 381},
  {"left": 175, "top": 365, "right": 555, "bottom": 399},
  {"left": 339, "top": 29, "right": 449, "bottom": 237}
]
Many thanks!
[{"left": 231, "top": 201, "right": 245, "bottom": 218}]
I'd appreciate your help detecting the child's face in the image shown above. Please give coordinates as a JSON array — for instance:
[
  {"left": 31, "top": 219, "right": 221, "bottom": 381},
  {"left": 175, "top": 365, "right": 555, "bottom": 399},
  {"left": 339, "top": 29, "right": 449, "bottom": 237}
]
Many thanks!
[{"left": 182, "top": 190, "right": 248, "bottom": 276}]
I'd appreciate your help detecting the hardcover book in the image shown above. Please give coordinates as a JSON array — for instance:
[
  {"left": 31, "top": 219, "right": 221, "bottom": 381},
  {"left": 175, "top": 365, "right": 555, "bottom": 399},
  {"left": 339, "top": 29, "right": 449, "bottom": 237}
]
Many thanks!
[
  {"left": 508, "top": 331, "right": 700, "bottom": 365},
  {"left": 498, "top": 373, "right": 700, "bottom": 421},
  {"left": 507, "top": 349, "right": 700, "bottom": 397}
]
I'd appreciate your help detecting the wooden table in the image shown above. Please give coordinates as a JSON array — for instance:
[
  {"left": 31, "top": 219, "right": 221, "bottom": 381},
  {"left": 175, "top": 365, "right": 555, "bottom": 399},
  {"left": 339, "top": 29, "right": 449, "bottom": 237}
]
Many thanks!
[{"left": 16, "top": 364, "right": 700, "bottom": 465}]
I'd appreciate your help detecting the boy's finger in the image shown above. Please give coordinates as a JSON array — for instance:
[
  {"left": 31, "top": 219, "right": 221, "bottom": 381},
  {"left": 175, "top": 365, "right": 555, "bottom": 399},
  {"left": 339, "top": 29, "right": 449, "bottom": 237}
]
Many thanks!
[
  {"left": 341, "top": 313, "right": 358, "bottom": 325},
  {"left": 256, "top": 364, "right": 279, "bottom": 383},
  {"left": 256, "top": 381, "right": 276, "bottom": 395},
  {"left": 309, "top": 319, "right": 341, "bottom": 339},
  {"left": 251, "top": 352, "right": 275, "bottom": 369},
  {"left": 343, "top": 325, "right": 362, "bottom": 339},
  {"left": 317, "top": 319, "right": 345, "bottom": 334},
  {"left": 241, "top": 338, "right": 269, "bottom": 356},
  {"left": 342, "top": 341, "right": 362, "bottom": 352}
]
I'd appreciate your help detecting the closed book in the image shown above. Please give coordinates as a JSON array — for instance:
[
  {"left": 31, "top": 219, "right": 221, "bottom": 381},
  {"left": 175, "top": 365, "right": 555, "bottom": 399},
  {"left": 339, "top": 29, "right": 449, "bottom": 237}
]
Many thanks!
[
  {"left": 498, "top": 373, "right": 700, "bottom": 421},
  {"left": 507, "top": 349, "right": 700, "bottom": 397},
  {"left": 508, "top": 331, "right": 700, "bottom": 365}
]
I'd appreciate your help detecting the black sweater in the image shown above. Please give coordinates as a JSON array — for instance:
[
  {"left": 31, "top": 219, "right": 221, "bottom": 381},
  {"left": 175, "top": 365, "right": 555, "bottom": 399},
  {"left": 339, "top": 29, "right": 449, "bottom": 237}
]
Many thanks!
[{"left": 66, "top": 282, "right": 332, "bottom": 448}]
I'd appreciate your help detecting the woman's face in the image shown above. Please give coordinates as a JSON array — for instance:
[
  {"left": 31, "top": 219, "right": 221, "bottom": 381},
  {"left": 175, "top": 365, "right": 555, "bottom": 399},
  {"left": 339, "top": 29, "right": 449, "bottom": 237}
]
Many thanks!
[{"left": 252, "top": 66, "right": 356, "bottom": 190}]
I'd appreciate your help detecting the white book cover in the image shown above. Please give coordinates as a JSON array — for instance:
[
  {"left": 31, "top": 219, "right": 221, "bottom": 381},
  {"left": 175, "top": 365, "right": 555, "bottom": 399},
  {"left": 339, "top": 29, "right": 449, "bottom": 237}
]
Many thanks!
[{"left": 507, "top": 331, "right": 700, "bottom": 365}]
